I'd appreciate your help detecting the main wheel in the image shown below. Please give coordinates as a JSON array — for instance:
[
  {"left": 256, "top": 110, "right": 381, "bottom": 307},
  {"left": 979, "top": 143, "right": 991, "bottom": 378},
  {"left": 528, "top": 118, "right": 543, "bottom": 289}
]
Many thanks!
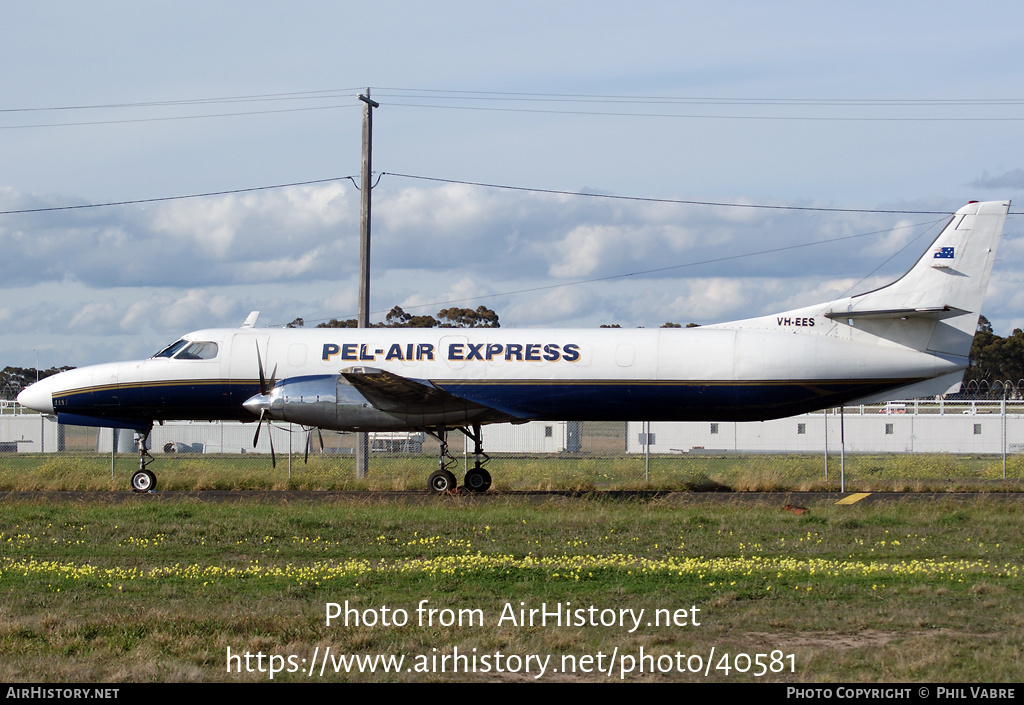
[
  {"left": 464, "top": 467, "right": 492, "bottom": 493},
  {"left": 131, "top": 469, "right": 156, "bottom": 493},
  {"left": 428, "top": 469, "right": 458, "bottom": 494}
]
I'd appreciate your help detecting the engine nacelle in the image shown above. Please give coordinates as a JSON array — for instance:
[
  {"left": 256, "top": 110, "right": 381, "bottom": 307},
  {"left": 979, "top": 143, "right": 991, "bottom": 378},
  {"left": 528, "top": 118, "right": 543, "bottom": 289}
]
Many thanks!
[
  {"left": 243, "top": 375, "right": 400, "bottom": 430},
  {"left": 242, "top": 374, "right": 490, "bottom": 431}
]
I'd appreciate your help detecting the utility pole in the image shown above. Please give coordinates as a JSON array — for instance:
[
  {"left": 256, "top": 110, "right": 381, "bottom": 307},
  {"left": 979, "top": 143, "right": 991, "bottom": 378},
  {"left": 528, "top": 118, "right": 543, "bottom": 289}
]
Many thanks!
[{"left": 355, "top": 88, "right": 379, "bottom": 479}]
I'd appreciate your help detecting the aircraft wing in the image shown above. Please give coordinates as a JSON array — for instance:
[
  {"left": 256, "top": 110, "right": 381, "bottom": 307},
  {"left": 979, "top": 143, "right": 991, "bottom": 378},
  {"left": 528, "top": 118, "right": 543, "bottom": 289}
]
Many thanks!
[{"left": 340, "top": 366, "right": 522, "bottom": 422}]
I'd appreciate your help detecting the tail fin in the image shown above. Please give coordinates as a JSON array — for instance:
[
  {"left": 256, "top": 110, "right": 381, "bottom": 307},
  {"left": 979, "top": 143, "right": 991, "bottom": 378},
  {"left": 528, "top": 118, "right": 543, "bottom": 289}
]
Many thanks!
[{"left": 823, "top": 200, "right": 1009, "bottom": 357}]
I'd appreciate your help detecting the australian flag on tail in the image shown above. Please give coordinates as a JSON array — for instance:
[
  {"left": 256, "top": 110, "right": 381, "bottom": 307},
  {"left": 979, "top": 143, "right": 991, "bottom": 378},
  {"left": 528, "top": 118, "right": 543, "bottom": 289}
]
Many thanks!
[{"left": 933, "top": 246, "right": 955, "bottom": 259}]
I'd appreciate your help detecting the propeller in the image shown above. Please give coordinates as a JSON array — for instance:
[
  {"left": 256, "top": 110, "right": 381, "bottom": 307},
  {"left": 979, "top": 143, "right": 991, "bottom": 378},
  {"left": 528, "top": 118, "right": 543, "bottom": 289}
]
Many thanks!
[{"left": 251, "top": 343, "right": 279, "bottom": 468}]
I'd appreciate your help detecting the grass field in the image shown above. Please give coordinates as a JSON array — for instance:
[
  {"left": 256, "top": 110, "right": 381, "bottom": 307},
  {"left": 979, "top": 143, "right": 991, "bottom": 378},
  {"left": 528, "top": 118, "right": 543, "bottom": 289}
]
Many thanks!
[
  {"left": 0, "top": 492, "right": 1021, "bottom": 682},
  {"left": 0, "top": 450, "right": 1021, "bottom": 493}
]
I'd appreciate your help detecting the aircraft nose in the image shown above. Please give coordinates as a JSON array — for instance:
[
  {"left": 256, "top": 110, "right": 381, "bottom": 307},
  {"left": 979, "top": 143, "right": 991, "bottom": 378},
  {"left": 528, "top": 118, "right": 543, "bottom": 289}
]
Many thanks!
[{"left": 17, "top": 382, "right": 54, "bottom": 414}]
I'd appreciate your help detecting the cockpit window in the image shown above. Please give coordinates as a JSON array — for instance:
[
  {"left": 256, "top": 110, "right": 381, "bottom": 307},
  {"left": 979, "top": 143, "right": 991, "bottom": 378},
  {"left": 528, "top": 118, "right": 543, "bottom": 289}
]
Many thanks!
[
  {"left": 152, "top": 339, "right": 189, "bottom": 358},
  {"left": 174, "top": 342, "right": 219, "bottom": 360},
  {"left": 151, "top": 339, "right": 219, "bottom": 360}
]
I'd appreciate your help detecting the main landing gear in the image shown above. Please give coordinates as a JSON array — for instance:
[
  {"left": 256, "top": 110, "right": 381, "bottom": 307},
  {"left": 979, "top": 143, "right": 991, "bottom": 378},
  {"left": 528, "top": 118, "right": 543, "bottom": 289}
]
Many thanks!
[
  {"left": 131, "top": 429, "right": 157, "bottom": 493},
  {"left": 425, "top": 424, "right": 492, "bottom": 494}
]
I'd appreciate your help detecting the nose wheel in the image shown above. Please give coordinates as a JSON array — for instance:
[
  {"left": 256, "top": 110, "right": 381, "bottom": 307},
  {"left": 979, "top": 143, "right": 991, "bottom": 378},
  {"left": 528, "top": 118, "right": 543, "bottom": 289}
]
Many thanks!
[
  {"left": 428, "top": 468, "right": 458, "bottom": 493},
  {"left": 131, "top": 469, "right": 156, "bottom": 492}
]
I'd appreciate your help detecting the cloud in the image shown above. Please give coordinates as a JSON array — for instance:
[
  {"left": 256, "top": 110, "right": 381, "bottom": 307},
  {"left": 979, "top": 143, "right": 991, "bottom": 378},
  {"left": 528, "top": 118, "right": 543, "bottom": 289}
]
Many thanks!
[
  {"left": 395, "top": 277, "right": 489, "bottom": 312},
  {"left": 0, "top": 182, "right": 951, "bottom": 294},
  {"left": 507, "top": 287, "right": 591, "bottom": 326},
  {"left": 546, "top": 223, "right": 698, "bottom": 278},
  {"left": 655, "top": 278, "right": 774, "bottom": 323},
  {"left": 970, "top": 170, "right": 1024, "bottom": 190},
  {"left": 2, "top": 182, "right": 991, "bottom": 365},
  {"left": 63, "top": 289, "right": 245, "bottom": 336},
  {"left": 0, "top": 184, "right": 362, "bottom": 289}
]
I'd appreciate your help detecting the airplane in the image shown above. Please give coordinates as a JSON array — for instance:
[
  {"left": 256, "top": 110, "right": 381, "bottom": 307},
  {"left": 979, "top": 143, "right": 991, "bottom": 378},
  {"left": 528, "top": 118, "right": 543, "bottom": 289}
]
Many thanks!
[{"left": 17, "top": 199, "right": 1010, "bottom": 494}]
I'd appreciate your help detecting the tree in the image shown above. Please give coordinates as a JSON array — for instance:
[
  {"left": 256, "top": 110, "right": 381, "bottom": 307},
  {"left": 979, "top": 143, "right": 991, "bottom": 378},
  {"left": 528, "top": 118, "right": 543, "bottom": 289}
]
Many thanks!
[
  {"left": 315, "top": 305, "right": 499, "bottom": 329},
  {"left": 963, "top": 316, "right": 1024, "bottom": 392},
  {"left": 2, "top": 366, "right": 75, "bottom": 401},
  {"left": 382, "top": 306, "right": 439, "bottom": 328},
  {"left": 436, "top": 306, "right": 500, "bottom": 328},
  {"left": 316, "top": 318, "right": 359, "bottom": 328},
  {"left": 605, "top": 321, "right": 699, "bottom": 328}
]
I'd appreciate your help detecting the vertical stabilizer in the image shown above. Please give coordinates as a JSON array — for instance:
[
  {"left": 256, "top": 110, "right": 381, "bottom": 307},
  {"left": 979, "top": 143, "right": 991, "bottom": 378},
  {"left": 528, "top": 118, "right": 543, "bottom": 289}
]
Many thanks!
[{"left": 825, "top": 200, "right": 1009, "bottom": 357}]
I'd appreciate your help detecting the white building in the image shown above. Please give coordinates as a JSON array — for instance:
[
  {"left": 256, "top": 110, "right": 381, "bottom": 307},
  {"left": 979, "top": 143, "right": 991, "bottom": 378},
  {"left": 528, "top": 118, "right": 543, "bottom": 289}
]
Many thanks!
[{"left": 627, "top": 400, "right": 1023, "bottom": 455}]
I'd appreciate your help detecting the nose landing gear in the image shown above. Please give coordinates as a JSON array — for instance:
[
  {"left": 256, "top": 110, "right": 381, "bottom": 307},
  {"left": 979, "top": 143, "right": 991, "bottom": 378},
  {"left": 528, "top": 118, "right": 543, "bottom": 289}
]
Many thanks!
[{"left": 130, "top": 428, "right": 157, "bottom": 493}]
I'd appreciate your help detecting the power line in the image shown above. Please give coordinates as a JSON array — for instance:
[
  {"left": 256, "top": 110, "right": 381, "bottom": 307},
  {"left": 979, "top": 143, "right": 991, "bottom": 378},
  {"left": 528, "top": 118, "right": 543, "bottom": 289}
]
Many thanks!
[
  {"left": 383, "top": 100, "right": 1024, "bottom": 122},
  {"left": 0, "top": 88, "right": 364, "bottom": 113},
  {"left": 373, "top": 87, "right": 1024, "bottom": 106},
  {"left": 5, "top": 171, "right": 1018, "bottom": 219},
  {"left": 0, "top": 177, "right": 354, "bottom": 215},
  {"left": 0, "top": 104, "right": 358, "bottom": 131},
  {"left": 5, "top": 86, "right": 1024, "bottom": 131},
  {"left": 10, "top": 87, "right": 1024, "bottom": 114},
  {"left": 381, "top": 172, "right": 959, "bottom": 215},
  {"left": 372, "top": 87, "right": 1024, "bottom": 121}
]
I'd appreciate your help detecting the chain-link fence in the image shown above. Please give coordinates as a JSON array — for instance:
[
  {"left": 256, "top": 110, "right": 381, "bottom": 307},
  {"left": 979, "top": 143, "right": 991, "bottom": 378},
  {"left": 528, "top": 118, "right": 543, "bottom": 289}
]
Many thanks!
[{"left": 3, "top": 394, "right": 1023, "bottom": 490}]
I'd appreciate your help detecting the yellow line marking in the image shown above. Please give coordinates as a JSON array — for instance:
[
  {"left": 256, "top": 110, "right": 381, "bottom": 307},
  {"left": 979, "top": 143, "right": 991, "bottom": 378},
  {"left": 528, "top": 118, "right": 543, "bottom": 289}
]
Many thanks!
[{"left": 836, "top": 492, "right": 871, "bottom": 505}]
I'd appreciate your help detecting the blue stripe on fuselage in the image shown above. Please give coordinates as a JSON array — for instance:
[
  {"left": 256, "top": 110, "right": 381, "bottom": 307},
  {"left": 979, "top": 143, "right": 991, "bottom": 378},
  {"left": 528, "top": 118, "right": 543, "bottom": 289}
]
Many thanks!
[
  {"left": 55, "top": 380, "right": 262, "bottom": 423},
  {"left": 434, "top": 379, "right": 925, "bottom": 422},
  {"left": 52, "top": 377, "right": 926, "bottom": 426}
]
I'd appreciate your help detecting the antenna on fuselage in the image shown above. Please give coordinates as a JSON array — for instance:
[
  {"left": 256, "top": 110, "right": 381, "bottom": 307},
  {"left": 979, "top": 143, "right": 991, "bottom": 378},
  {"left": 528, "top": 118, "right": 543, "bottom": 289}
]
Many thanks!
[{"left": 241, "top": 311, "right": 260, "bottom": 328}]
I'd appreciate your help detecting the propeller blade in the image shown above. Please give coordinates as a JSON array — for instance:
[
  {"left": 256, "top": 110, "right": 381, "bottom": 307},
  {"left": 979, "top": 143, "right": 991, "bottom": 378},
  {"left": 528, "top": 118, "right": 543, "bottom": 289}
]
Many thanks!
[
  {"left": 253, "top": 410, "right": 264, "bottom": 447},
  {"left": 253, "top": 409, "right": 275, "bottom": 468},
  {"left": 257, "top": 344, "right": 267, "bottom": 395}
]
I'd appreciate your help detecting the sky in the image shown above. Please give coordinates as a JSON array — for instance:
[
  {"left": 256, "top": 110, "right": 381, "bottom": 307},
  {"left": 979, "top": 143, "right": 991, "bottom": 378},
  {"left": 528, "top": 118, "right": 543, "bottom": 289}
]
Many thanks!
[{"left": 3, "top": 1, "right": 1024, "bottom": 369}]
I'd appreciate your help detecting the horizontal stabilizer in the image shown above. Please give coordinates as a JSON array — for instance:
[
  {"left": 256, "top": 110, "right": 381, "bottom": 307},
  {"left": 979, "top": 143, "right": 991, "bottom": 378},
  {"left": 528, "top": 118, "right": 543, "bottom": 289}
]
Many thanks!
[{"left": 824, "top": 306, "right": 966, "bottom": 321}]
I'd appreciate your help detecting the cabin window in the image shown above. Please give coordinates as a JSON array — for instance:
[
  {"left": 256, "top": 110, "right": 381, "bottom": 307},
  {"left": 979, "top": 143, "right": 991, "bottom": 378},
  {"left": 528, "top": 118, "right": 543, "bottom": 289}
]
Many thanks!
[
  {"left": 797, "top": 423, "right": 806, "bottom": 435},
  {"left": 174, "top": 341, "right": 219, "bottom": 360},
  {"left": 974, "top": 424, "right": 982, "bottom": 435},
  {"left": 544, "top": 426, "right": 553, "bottom": 438},
  {"left": 710, "top": 423, "right": 719, "bottom": 435},
  {"left": 885, "top": 423, "right": 894, "bottom": 435}
]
